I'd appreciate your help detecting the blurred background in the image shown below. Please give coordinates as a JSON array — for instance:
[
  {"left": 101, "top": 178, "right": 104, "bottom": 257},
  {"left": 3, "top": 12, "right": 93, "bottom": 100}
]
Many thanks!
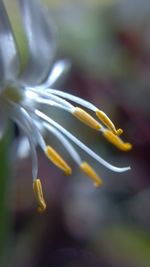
[{"left": 1, "top": 0, "right": 150, "bottom": 266}]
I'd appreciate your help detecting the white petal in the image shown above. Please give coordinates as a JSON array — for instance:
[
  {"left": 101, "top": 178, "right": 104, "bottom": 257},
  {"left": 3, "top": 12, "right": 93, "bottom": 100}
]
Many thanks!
[
  {"left": 36, "top": 59, "right": 71, "bottom": 88},
  {"left": 16, "top": 136, "right": 30, "bottom": 159},
  {"left": 0, "top": 1, "right": 20, "bottom": 84},
  {"left": 19, "top": 0, "right": 56, "bottom": 85}
]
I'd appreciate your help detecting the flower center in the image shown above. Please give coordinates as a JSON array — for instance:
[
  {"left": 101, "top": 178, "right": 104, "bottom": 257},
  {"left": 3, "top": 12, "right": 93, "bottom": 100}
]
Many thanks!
[{"left": 3, "top": 86, "right": 23, "bottom": 103}]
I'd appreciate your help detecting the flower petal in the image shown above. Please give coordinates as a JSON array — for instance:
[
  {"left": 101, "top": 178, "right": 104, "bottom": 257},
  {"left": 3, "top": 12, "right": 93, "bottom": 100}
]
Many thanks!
[
  {"left": 19, "top": 0, "right": 56, "bottom": 85},
  {"left": 0, "top": 1, "right": 20, "bottom": 84},
  {"left": 40, "top": 59, "right": 71, "bottom": 88}
]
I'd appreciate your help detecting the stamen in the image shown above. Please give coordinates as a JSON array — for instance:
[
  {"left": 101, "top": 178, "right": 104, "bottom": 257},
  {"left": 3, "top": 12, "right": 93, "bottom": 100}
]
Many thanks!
[
  {"left": 46, "top": 89, "right": 97, "bottom": 111},
  {"left": 103, "top": 129, "right": 132, "bottom": 151},
  {"left": 27, "top": 88, "right": 74, "bottom": 109},
  {"left": 35, "top": 109, "right": 131, "bottom": 172},
  {"left": 8, "top": 103, "right": 39, "bottom": 181},
  {"left": 33, "top": 95, "right": 72, "bottom": 112},
  {"left": 33, "top": 179, "right": 46, "bottom": 213},
  {"left": 46, "top": 145, "right": 72, "bottom": 175},
  {"left": 80, "top": 162, "right": 103, "bottom": 187},
  {"left": 47, "top": 90, "right": 123, "bottom": 136},
  {"left": 117, "top": 128, "right": 124, "bottom": 136},
  {"left": 73, "top": 107, "right": 101, "bottom": 130},
  {"left": 43, "top": 123, "right": 82, "bottom": 166},
  {"left": 96, "top": 110, "right": 122, "bottom": 135}
]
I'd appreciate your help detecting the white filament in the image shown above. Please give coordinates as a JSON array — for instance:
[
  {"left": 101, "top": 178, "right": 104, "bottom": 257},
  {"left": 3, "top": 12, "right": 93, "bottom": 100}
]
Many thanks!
[
  {"left": 43, "top": 122, "right": 82, "bottom": 165},
  {"left": 26, "top": 87, "right": 74, "bottom": 109},
  {"left": 35, "top": 109, "right": 131, "bottom": 173},
  {"left": 8, "top": 103, "right": 39, "bottom": 181},
  {"left": 46, "top": 89, "right": 97, "bottom": 112},
  {"left": 32, "top": 96, "right": 72, "bottom": 113}
]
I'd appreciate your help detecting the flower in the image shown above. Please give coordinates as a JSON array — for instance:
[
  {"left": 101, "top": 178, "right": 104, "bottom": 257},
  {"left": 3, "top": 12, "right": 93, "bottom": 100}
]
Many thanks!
[{"left": 0, "top": 0, "right": 132, "bottom": 213}]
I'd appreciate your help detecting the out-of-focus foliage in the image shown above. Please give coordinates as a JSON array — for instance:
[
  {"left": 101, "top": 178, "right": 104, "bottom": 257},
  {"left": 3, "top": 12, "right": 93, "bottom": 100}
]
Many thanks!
[{"left": 0, "top": 124, "right": 12, "bottom": 264}]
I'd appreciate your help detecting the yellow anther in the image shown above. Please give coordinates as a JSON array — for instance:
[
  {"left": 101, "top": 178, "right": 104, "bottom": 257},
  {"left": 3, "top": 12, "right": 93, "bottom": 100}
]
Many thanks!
[
  {"left": 33, "top": 179, "right": 46, "bottom": 213},
  {"left": 103, "top": 129, "right": 132, "bottom": 151},
  {"left": 96, "top": 110, "right": 122, "bottom": 135},
  {"left": 73, "top": 107, "right": 101, "bottom": 130},
  {"left": 80, "top": 161, "right": 103, "bottom": 187},
  {"left": 117, "top": 128, "right": 123, "bottom": 136},
  {"left": 46, "top": 146, "right": 72, "bottom": 175}
]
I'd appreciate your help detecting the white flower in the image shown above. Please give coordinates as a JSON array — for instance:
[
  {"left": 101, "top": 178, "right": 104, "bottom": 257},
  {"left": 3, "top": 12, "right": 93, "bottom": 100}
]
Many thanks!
[{"left": 0, "top": 0, "right": 132, "bottom": 212}]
